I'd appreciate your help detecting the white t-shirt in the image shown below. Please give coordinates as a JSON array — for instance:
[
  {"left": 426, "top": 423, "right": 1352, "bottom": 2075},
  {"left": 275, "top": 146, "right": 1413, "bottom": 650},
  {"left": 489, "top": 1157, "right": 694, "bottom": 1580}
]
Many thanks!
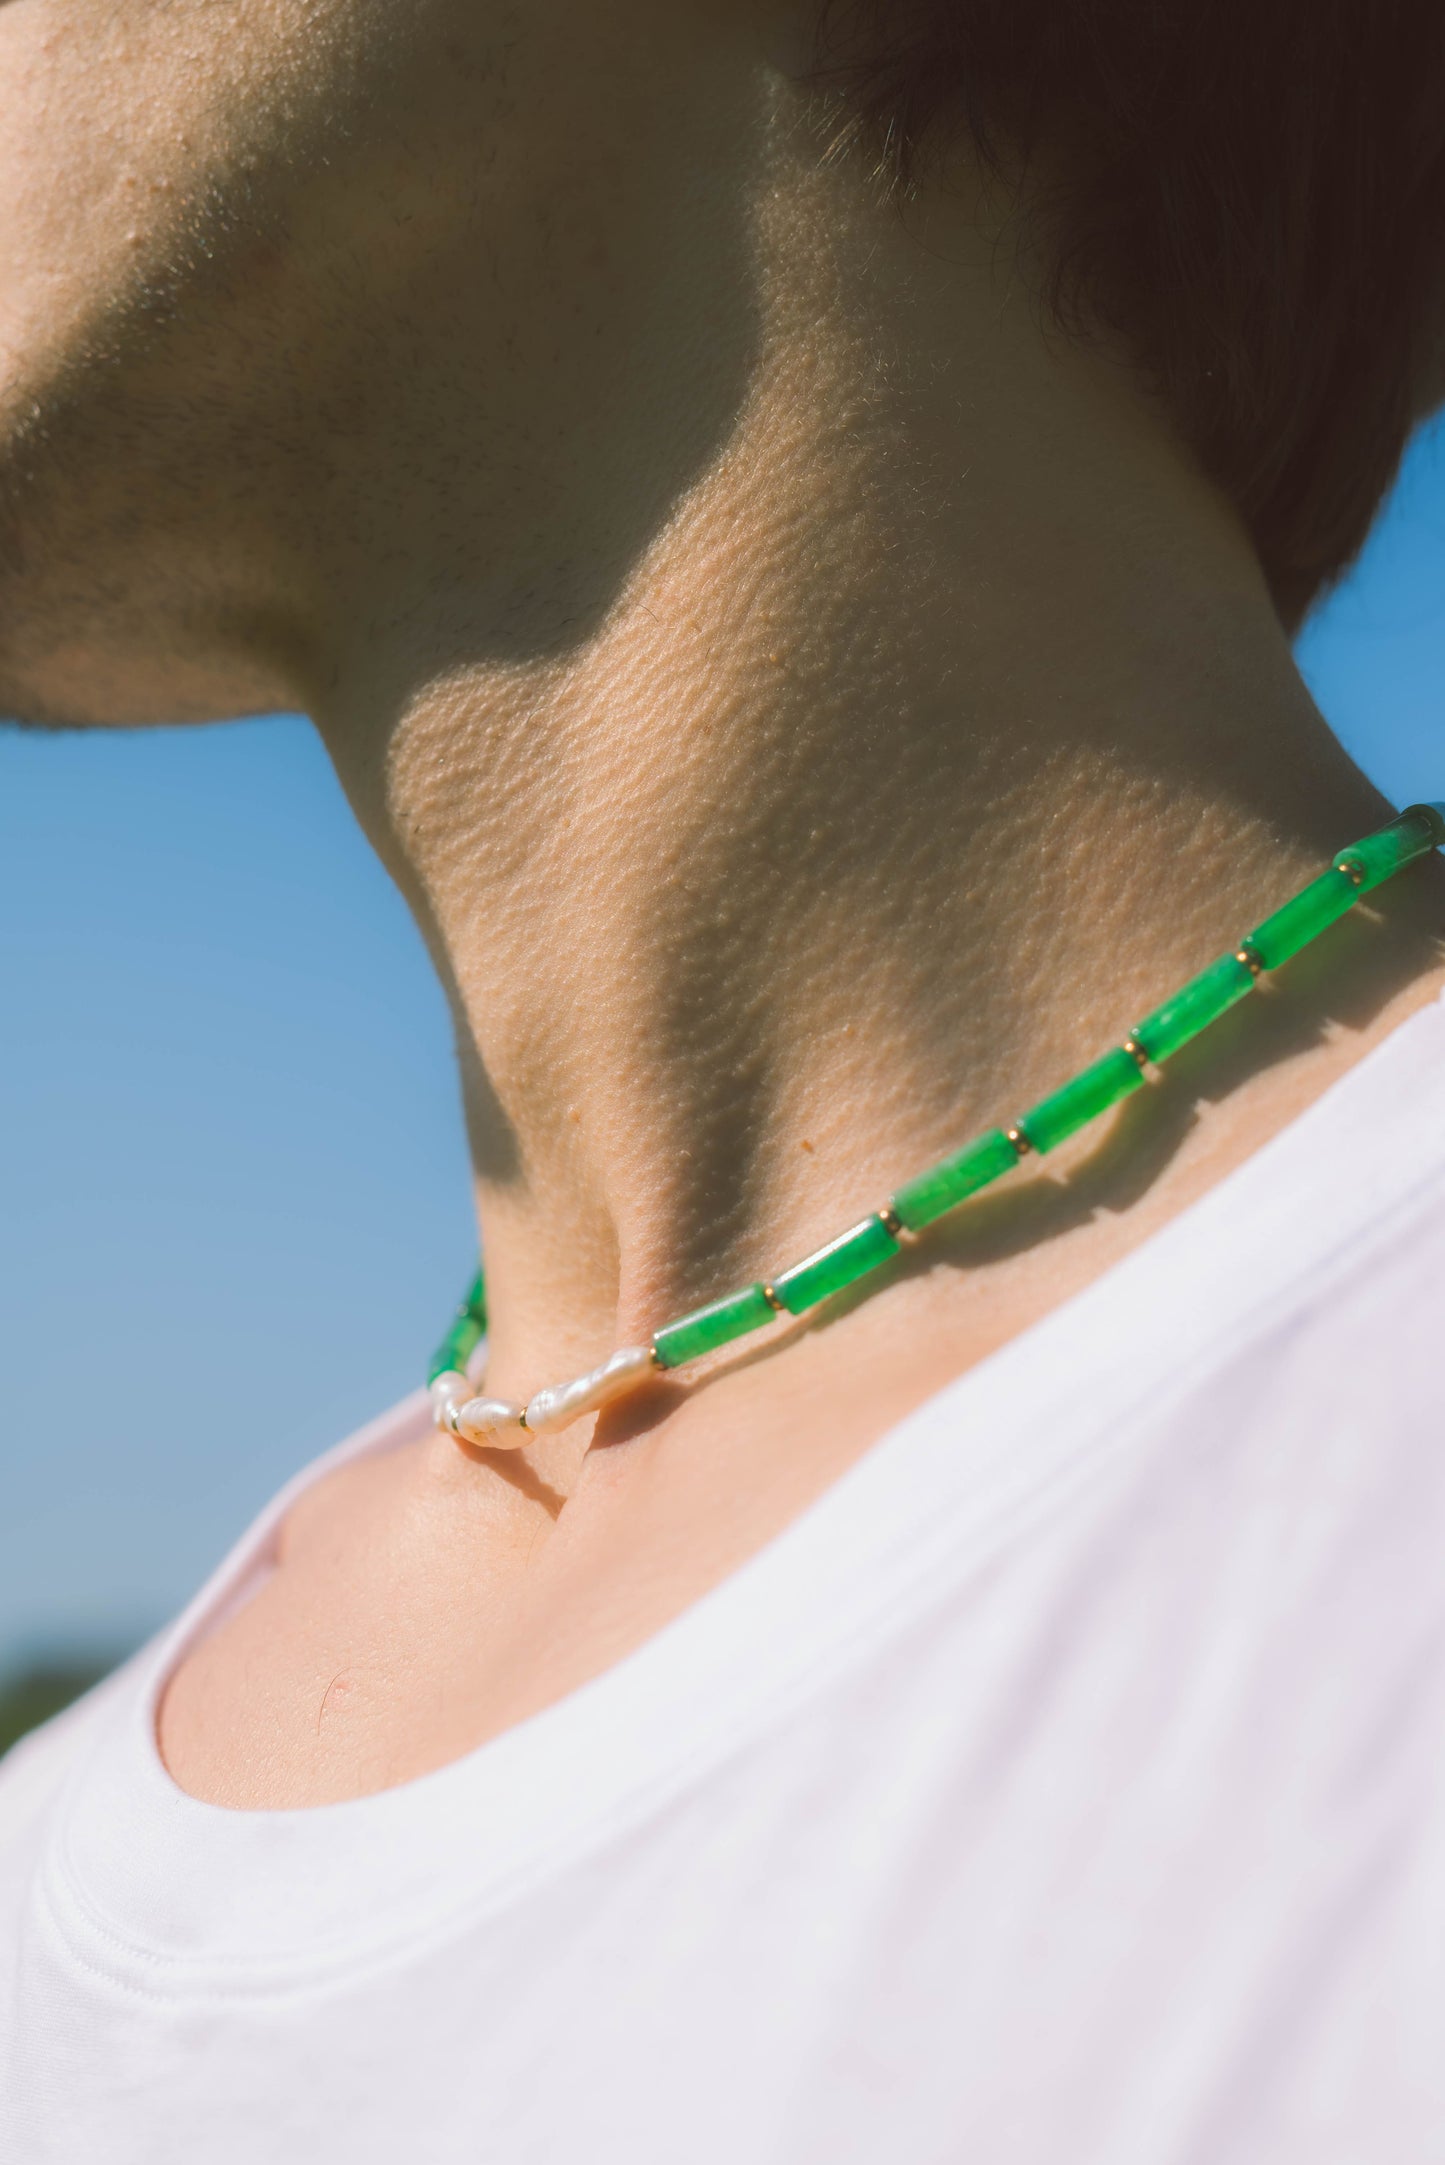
[{"left": 6, "top": 998, "right": 1445, "bottom": 2164}]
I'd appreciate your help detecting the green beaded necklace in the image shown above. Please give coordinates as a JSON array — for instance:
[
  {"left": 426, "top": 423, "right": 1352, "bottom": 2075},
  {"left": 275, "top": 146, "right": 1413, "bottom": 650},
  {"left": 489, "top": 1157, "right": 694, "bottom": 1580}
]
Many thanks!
[{"left": 428, "top": 802, "right": 1445, "bottom": 1450}]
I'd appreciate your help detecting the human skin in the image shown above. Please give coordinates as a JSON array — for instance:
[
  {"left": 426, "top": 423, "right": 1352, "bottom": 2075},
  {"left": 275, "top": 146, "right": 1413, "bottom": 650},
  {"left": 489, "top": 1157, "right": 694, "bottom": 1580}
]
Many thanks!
[{"left": 2, "top": 0, "right": 1441, "bottom": 1806}]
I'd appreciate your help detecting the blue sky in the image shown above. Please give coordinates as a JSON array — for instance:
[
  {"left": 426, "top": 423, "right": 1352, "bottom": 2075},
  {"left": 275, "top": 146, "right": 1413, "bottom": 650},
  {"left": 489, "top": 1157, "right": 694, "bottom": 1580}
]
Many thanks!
[{"left": 3, "top": 418, "right": 1444, "bottom": 1670}]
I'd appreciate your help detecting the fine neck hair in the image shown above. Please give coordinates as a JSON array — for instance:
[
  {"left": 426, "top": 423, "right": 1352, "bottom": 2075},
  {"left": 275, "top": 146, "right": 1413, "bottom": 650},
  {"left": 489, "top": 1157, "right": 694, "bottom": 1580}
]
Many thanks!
[{"left": 308, "top": 91, "right": 1392, "bottom": 1402}]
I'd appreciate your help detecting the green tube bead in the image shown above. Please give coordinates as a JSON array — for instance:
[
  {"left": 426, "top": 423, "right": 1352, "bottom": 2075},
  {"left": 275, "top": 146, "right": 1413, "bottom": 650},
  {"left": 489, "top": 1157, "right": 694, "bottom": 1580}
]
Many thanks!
[
  {"left": 772, "top": 1212, "right": 900, "bottom": 1316},
  {"left": 1019, "top": 1045, "right": 1145, "bottom": 1156},
  {"left": 1334, "top": 805, "right": 1444, "bottom": 894},
  {"left": 652, "top": 1282, "right": 778, "bottom": 1369},
  {"left": 1133, "top": 951, "right": 1256, "bottom": 1066},
  {"left": 890, "top": 1126, "right": 1019, "bottom": 1232},
  {"left": 459, "top": 1269, "right": 488, "bottom": 1326},
  {"left": 427, "top": 1311, "right": 484, "bottom": 1385},
  {"left": 1247, "top": 868, "right": 1357, "bottom": 971}
]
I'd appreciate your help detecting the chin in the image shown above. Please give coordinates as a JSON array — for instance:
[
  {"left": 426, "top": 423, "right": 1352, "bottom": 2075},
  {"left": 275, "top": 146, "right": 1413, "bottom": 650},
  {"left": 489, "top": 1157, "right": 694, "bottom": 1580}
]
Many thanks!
[{"left": 0, "top": 330, "right": 309, "bottom": 729}]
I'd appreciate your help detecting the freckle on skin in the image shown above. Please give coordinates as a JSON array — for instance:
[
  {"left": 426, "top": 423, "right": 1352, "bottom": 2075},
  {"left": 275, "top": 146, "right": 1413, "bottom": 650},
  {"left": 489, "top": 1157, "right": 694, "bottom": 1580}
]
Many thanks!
[{"left": 800, "top": 1138, "right": 813, "bottom": 1152}]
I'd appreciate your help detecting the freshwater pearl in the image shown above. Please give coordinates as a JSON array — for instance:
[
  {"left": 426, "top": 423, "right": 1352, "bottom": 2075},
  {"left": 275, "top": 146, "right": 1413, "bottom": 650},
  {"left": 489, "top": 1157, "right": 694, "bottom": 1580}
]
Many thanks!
[
  {"left": 428, "top": 1371, "right": 470, "bottom": 1417},
  {"left": 455, "top": 1396, "right": 528, "bottom": 1449},
  {"left": 524, "top": 1344, "right": 655, "bottom": 1435}
]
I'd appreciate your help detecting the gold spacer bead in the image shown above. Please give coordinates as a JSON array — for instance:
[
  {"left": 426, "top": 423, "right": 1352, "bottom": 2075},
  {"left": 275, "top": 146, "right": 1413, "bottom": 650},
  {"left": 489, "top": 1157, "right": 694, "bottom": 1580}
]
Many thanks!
[
  {"left": 1234, "top": 943, "right": 1264, "bottom": 979},
  {"left": 1122, "top": 1037, "right": 1150, "bottom": 1071},
  {"left": 878, "top": 1204, "right": 904, "bottom": 1238},
  {"left": 1337, "top": 856, "right": 1366, "bottom": 888},
  {"left": 1006, "top": 1126, "right": 1033, "bottom": 1157},
  {"left": 762, "top": 1283, "right": 786, "bottom": 1312}
]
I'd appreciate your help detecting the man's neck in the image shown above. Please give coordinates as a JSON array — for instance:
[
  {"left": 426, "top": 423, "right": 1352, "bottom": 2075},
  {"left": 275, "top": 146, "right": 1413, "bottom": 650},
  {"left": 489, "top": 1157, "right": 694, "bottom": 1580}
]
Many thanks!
[
  {"left": 147, "top": 17, "right": 1445, "bottom": 1813},
  {"left": 314, "top": 143, "right": 1409, "bottom": 1412}
]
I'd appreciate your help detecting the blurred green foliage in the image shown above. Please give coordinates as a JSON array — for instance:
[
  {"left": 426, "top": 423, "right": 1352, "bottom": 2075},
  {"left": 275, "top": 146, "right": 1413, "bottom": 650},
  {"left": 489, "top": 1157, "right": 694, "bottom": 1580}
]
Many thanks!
[{"left": 0, "top": 1657, "right": 117, "bottom": 1759}]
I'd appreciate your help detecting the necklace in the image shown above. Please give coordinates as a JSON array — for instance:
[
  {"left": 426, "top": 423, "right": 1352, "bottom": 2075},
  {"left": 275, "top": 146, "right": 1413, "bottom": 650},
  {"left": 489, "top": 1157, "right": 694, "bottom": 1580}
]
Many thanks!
[{"left": 429, "top": 803, "right": 1445, "bottom": 1450}]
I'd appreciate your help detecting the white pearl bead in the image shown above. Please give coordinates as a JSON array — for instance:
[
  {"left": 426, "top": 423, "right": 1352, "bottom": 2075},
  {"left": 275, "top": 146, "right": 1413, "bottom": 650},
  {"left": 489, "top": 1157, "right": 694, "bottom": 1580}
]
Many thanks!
[
  {"left": 455, "top": 1396, "right": 528, "bottom": 1450},
  {"left": 524, "top": 1344, "right": 655, "bottom": 1435},
  {"left": 464, "top": 1339, "right": 490, "bottom": 1386},
  {"left": 429, "top": 1371, "right": 470, "bottom": 1418}
]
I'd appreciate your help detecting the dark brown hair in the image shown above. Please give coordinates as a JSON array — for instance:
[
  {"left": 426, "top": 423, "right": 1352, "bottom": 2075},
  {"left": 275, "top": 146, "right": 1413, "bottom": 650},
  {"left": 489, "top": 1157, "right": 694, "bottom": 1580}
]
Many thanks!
[{"left": 814, "top": 1, "right": 1445, "bottom": 622}]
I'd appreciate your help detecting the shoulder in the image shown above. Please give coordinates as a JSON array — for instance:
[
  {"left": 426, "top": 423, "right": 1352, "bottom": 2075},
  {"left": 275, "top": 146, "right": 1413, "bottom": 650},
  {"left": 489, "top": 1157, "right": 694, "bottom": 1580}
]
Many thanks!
[{"left": 272, "top": 1391, "right": 437, "bottom": 1564}]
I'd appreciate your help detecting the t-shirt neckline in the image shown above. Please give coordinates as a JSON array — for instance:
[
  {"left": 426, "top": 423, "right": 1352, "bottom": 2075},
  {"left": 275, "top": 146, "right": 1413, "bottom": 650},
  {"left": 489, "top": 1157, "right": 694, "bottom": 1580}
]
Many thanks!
[{"left": 42, "top": 992, "right": 1445, "bottom": 1994}]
